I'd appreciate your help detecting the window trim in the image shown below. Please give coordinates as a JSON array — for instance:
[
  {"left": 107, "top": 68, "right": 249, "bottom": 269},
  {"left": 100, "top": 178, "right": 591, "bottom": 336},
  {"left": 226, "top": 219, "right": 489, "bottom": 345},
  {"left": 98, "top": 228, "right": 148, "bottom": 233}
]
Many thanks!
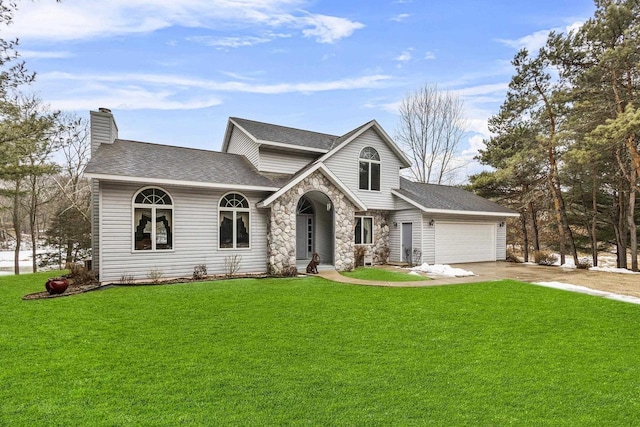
[
  {"left": 358, "top": 147, "right": 381, "bottom": 192},
  {"left": 131, "top": 186, "right": 174, "bottom": 253},
  {"left": 218, "top": 191, "right": 252, "bottom": 250},
  {"left": 354, "top": 215, "right": 374, "bottom": 245}
]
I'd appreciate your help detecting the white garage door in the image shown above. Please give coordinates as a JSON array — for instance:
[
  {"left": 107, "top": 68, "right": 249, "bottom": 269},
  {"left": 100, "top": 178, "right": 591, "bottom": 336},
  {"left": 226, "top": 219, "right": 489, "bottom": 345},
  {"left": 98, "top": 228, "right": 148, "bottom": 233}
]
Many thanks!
[{"left": 435, "top": 222, "right": 496, "bottom": 264}]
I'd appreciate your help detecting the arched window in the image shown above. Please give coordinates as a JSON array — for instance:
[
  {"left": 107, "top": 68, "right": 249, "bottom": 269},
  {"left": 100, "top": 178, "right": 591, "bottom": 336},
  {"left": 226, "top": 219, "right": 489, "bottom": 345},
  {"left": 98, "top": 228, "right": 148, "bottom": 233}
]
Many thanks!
[
  {"left": 359, "top": 147, "right": 380, "bottom": 191},
  {"left": 133, "top": 187, "right": 173, "bottom": 251},
  {"left": 219, "top": 193, "right": 250, "bottom": 249},
  {"left": 296, "top": 196, "right": 314, "bottom": 214}
]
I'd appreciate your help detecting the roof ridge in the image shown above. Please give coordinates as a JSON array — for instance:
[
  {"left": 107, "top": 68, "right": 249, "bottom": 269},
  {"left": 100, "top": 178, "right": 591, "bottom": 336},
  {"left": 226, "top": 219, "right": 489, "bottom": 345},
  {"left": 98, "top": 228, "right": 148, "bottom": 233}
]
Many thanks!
[
  {"left": 115, "top": 138, "right": 247, "bottom": 157},
  {"left": 230, "top": 117, "right": 339, "bottom": 138}
]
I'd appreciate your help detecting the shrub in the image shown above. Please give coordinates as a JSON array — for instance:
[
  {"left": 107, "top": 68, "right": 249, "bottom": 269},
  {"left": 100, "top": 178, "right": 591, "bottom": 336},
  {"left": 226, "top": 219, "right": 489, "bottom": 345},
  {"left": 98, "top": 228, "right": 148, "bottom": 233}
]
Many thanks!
[
  {"left": 119, "top": 274, "right": 135, "bottom": 285},
  {"left": 576, "top": 257, "right": 592, "bottom": 270},
  {"left": 412, "top": 248, "right": 422, "bottom": 267},
  {"left": 280, "top": 265, "right": 299, "bottom": 277},
  {"left": 193, "top": 264, "right": 208, "bottom": 280},
  {"left": 505, "top": 250, "right": 522, "bottom": 263},
  {"left": 67, "top": 262, "right": 97, "bottom": 285},
  {"left": 147, "top": 268, "right": 164, "bottom": 284},
  {"left": 224, "top": 255, "right": 242, "bottom": 277},
  {"left": 354, "top": 245, "right": 367, "bottom": 267},
  {"left": 376, "top": 245, "right": 390, "bottom": 265},
  {"left": 534, "top": 251, "right": 558, "bottom": 266}
]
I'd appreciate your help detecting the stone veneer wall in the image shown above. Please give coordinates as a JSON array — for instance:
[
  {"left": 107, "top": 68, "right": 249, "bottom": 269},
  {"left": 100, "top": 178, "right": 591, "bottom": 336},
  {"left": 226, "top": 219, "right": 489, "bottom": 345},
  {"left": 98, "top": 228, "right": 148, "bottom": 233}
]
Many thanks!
[
  {"left": 267, "top": 170, "right": 356, "bottom": 274},
  {"left": 355, "top": 210, "right": 390, "bottom": 265}
]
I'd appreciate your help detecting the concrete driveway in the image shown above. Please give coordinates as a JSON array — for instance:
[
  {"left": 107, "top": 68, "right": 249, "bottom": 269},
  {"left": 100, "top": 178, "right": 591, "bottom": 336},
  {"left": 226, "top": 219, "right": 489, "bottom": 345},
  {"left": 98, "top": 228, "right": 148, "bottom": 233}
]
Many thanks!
[{"left": 437, "top": 262, "right": 640, "bottom": 298}]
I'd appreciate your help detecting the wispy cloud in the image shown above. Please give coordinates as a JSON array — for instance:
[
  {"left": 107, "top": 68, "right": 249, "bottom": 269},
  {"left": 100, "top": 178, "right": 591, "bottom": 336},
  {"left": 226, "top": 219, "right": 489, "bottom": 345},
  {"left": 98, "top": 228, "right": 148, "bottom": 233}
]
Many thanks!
[
  {"left": 48, "top": 85, "right": 223, "bottom": 111},
  {"left": 19, "top": 50, "right": 74, "bottom": 59},
  {"left": 424, "top": 51, "right": 436, "bottom": 60},
  {"left": 39, "top": 71, "right": 394, "bottom": 108},
  {"left": 395, "top": 48, "right": 413, "bottom": 66},
  {"left": 188, "top": 32, "right": 290, "bottom": 48},
  {"left": 497, "top": 20, "right": 584, "bottom": 52},
  {"left": 300, "top": 14, "right": 364, "bottom": 43},
  {"left": 390, "top": 14, "right": 410, "bottom": 22},
  {"left": 9, "top": 0, "right": 364, "bottom": 44}
]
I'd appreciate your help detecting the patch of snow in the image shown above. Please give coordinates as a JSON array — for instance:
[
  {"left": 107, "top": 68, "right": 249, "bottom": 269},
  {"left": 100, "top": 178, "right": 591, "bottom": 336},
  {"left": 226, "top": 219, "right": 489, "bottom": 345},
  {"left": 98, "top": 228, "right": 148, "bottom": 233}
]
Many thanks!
[
  {"left": 408, "top": 271, "right": 421, "bottom": 276},
  {"left": 0, "top": 250, "right": 43, "bottom": 275},
  {"left": 410, "top": 263, "right": 475, "bottom": 277},
  {"left": 532, "top": 281, "right": 640, "bottom": 305},
  {"left": 589, "top": 266, "right": 640, "bottom": 275}
]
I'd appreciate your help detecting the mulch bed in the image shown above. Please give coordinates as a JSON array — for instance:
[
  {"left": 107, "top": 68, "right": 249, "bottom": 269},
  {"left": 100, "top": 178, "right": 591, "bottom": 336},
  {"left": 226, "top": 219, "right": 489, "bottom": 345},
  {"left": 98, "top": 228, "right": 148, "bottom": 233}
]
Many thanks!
[
  {"left": 23, "top": 279, "right": 109, "bottom": 300},
  {"left": 23, "top": 272, "right": 272, "bottom": 300}
]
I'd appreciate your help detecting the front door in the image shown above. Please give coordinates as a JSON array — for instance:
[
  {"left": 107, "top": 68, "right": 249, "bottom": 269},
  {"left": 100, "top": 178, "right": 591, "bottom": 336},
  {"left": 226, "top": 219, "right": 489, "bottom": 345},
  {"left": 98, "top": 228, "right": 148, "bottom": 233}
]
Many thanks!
[
  {"left": 401, "top": 222, "right": 413, "bottom": 263},
  {"left": 296, "top": 215, "right": 314, "bottom": 259}
]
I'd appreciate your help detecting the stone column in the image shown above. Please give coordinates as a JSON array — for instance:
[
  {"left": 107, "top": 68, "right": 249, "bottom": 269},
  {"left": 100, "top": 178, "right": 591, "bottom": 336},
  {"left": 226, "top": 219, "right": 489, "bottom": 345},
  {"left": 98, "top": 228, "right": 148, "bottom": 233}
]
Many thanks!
[{"left": 267, "top": 170, "right": 356, "bottom": 274}]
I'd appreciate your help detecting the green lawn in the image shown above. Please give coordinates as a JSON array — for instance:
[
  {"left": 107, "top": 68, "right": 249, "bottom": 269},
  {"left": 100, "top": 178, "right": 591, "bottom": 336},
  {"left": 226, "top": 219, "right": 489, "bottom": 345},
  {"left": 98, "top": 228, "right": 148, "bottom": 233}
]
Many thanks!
[
  {"left": 1, "top": 272, "right": 640, "bottom": 425},
  {"left": 342, "top": 266, "right": 429, "bottom": 282}
]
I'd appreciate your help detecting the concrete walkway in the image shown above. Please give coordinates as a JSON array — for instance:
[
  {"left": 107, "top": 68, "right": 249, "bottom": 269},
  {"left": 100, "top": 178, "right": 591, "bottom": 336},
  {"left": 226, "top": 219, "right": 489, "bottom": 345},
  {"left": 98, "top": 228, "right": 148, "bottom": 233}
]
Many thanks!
[{"left": 315, "top": 262, "right": 640, "bottom": 298}]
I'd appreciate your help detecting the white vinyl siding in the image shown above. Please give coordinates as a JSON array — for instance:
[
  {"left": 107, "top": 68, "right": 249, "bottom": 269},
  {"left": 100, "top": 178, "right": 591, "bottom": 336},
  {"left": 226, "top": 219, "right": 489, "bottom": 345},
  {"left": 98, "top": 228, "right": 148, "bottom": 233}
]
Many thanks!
[
  {"left": 226, "top": 126, "right": 260, "bottom": 169},
  {"left": 259, "top": 148, "right": 316, "bottom": 174},
  {"left": 90, "top": 111, "right": 117, "bottom": 153},
  {"left": 422, "top": 216, "right": 436, "bottom": 264},
  {"left": 312, "top": 199, "right": 334, "bottom": 264},
  {"left": 99, "top": 182, "right": 269, "bottom": 283},
  {"left": 92, "top": 179, "right": 101, "bottom": 274},
  {"left": 497, "top": 221, "right": 506, "bottom": 260},
  {"left": 389, "top": 209, "right": 422, "bottom": 263},
  {"left": 324, "top": 128, "right": 404, "bottom": 210}
]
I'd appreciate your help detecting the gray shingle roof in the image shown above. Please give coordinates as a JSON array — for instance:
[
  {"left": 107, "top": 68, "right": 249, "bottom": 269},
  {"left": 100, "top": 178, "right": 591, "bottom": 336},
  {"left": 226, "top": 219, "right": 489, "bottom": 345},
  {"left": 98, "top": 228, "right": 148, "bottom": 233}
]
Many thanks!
[
  {"left": 397, "top": 177, "right": 516, "bottom": 214},
  {"left": 84, "top": 139, "right": 287, "bottom": 188},
  {"left": 328, "top": 120, "right": 373, "bottom": 149},
  {"left": 231, "top": 117, "right": 337, "bottom": 151}
]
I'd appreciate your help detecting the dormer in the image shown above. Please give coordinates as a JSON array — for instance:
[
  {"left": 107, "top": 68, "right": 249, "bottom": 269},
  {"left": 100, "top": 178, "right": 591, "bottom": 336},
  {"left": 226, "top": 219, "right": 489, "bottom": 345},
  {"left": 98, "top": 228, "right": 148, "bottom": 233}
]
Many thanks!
[{"left": 222, "top": 117, "right": 332, "bottom": 174}]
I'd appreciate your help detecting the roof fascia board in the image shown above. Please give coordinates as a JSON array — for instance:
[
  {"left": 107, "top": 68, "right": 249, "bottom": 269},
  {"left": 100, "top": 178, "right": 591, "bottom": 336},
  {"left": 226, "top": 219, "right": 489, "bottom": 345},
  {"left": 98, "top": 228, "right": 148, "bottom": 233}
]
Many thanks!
[
  {"left": 83, "top": 172, "right": 280, "bottom": 192},
  {"left": 256, "top": 139, "right": 328, "bottom": 153},
  {"left": 370, "top": 120, "right": 412, "bottom": 167},
  {"left": 222, "top": 118, "right": 260, "bottom": 153},
  {"left": 318, "top": 164, "right": 367, "bottom": 211},
  {"left": 318, "top": 120, "right": 412, "bottom": 167},
  {"left": 391, "top": 189, "right": 520, "bottom": 218},
  {"left": 220, "top": 120, "right": 235, "bottom": 152}
]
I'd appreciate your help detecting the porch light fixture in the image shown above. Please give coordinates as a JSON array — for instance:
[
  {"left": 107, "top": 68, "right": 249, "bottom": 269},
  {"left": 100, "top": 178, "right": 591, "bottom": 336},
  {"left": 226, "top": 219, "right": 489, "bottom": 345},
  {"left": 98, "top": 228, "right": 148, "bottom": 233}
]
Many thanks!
[
  {"left": 393, "top": 221, "right": 397, "bottom": 227},
  {"left": 499, "top": 221, "right": 505, "bottom": 227},
  {"left": 326, "top": 202, "right": 332, "bottom": 211},
  {"left": 428, "top": 219, "right": 435, "bottom": 227}
]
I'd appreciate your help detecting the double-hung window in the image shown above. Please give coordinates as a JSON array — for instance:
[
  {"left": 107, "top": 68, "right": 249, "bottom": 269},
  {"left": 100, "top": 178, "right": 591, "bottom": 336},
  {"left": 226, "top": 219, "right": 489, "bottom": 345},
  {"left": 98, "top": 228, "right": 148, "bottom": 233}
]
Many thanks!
[
  {"left": 359, "top": 147, "right": 381, "bottom": 191},
  {"left": 354, "top": 216, "right": 373, "bottom": 245},
  {"left": 133, "top": 187, "right": 173, "bottom": 251},
  {"left": 219, "top": 193, "right": 250, "bottom": 249}
]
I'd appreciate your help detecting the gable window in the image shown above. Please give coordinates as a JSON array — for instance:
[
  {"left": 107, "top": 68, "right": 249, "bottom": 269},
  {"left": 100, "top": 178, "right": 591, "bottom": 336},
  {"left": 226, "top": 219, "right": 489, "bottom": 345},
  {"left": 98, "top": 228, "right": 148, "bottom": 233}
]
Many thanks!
[
  {"left": 133, "top": 187, "right": 173, "bottom": 251},
  {"left": 359, "top": 147, "right": 381, "bottom": 191},
  {"left": 219, "top": 193, "right": 250, "bottom": 249},
  {"left": 354, "top": 216, "right": 373, "bottom": 245}
]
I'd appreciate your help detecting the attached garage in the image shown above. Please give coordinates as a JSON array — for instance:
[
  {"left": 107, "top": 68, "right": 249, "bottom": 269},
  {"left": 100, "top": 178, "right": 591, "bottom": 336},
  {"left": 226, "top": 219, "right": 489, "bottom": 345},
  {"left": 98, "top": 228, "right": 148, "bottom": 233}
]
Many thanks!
[
  {"left": 391, "top": 178, "right": 519, "bottom": 266},
  {"left": 434, "top": 222, "right": 496, "bottom": 264}
]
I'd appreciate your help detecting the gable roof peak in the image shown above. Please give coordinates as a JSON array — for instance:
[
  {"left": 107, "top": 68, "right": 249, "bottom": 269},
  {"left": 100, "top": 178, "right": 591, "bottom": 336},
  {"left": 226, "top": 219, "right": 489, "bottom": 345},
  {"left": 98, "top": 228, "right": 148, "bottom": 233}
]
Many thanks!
[{"left": 228, "top": 117, "right": 337, "bottom": 152}]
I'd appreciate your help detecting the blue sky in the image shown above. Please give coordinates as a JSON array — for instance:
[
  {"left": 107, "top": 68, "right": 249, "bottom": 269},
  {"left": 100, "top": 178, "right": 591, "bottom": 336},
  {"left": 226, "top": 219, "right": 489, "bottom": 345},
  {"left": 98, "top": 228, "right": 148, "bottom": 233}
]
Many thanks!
[{"left": 10, "top": 0, "right": 595, "bottom": 182}]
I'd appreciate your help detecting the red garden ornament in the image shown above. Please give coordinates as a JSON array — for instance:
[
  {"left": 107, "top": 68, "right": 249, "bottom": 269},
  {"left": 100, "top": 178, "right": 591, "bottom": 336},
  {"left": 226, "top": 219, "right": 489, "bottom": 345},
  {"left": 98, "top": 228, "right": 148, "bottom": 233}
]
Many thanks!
[{"left": 45, "top": 278, "right": 69, "bottom": 295}]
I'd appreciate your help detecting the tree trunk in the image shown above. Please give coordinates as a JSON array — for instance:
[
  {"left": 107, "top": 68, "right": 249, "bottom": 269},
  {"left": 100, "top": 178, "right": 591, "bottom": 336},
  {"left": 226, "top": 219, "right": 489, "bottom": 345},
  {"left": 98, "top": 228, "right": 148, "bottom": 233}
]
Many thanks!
[
  {"left": 628, "top": 173, "right": 637, "bottom": 271},
  {"left": 12, "top": 180, "right": 21, "bottom": 275},
  {"left": 529, "top": 202, "right": 540, "bottom": 252},
  {"left": 520, "top": 211, "right": 529, "bottom": 262},
  {"left": 30, "top": 185, "right": 38, "bottom": 273},
  {"left": 617, "top": 190, "right": 628, "bottom": 269}
]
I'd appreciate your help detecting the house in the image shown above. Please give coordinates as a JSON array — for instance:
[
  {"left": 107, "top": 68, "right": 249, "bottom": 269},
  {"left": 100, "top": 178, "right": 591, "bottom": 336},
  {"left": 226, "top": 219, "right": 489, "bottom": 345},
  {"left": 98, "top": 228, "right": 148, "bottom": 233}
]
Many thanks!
[{"left": 84, "top": 108, "right": 519, "bottom": 282}]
